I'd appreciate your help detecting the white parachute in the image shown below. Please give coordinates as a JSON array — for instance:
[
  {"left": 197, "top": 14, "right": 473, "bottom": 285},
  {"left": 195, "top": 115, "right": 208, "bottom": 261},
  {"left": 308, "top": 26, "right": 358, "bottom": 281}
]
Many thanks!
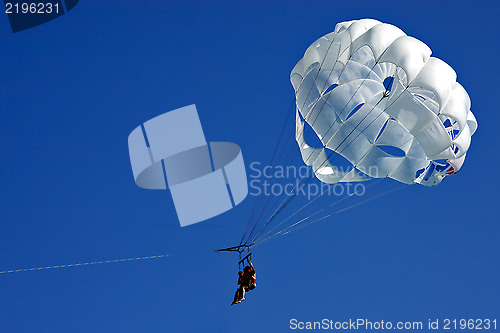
[{"left": 291, "top": 19, "right": 477, "bottom": 186}]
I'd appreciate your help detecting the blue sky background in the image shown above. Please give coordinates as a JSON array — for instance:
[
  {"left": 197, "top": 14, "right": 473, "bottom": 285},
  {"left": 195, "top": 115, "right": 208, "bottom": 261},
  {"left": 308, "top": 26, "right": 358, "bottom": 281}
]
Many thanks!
[{"left": 0, "top": 1, "right": 498, "bottom": 332}]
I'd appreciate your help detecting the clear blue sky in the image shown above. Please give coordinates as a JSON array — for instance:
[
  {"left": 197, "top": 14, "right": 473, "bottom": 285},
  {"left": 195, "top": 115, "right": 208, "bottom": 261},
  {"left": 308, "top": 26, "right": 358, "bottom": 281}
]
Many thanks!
[{"left": 0, "top": 1, "right": 498, "bottom": 332}]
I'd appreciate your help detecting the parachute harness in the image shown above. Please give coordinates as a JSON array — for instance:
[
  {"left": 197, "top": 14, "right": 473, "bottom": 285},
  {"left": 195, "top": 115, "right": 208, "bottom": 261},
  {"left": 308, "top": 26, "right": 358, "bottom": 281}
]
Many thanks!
[{"left": 215, "top": 244, "right": 253, "bottom": 270}]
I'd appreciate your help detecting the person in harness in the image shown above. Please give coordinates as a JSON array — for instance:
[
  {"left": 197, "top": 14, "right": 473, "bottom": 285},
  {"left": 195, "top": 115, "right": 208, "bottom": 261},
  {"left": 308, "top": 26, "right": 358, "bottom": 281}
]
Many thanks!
[{"left": 231, "top": 262, "right": 256, "bottom": 305}]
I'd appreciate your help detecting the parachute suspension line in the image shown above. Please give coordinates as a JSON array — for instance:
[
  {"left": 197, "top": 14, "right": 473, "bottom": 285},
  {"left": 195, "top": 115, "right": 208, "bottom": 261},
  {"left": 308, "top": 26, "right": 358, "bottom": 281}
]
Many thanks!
[
  {"left": 244, "top": 64, "right": 368, "bottom": 244},
  {"left": 245, "top": 43, "right": 411, "bottom": 246},
  {"left": 245, "top": 173, "right": 318, "bottom": 245},
  {"left": 245, "top": 34, "right": 364, "bottom": 245},
  {"left": 248, "top": 185, "right": 332, "bottom": 245},
  {"left": 248, "top": 136, "right": 298, "bottom": 225},
  {"left": 240, "top": 109, "right": 288, "bottom": 244},
  {"left": 274, "top": 183, "right": 406, "bottom": 240},
  {"left": 244, "top": 36, "right": 342, "bottom": 244},
  {"left": 241, "top": 104, "right": 300, "bottom": 245},
  {"left": 252, "top": 178, "right": 384, "bottom": 244},
  {"left": 245, "top": 91, "right": 393, "bottom": 246},
  {"left": 240, "top": 101, "right": 296, "bottom": 244},
  {"left": 244, "top": 144, "right": 301, "bottom": 243},
  {"left": 253, "top": 183, "right": 407, "bottom": 247},
  {"left": 255, "top": 180, "right": 391, "bottom": 245},
  {"left": 245, "top": 75, "right": 388, "bottom": 246}
]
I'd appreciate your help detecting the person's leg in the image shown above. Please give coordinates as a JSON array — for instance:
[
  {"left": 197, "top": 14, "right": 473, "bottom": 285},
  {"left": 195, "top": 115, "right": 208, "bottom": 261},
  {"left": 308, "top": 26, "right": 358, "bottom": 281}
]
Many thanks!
[
  {"left": 240, "top": 285, "right": 248, "bottom": 300},
  {"left": 232, "top": 289, "right": 240, "bottom": 304},
  {"left": 234, "top": 286, "right": 245, "bottom": 303}
]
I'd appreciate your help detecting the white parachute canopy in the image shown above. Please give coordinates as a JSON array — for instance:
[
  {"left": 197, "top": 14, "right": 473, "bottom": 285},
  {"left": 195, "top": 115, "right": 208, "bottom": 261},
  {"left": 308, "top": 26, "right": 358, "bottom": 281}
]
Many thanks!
[{"left": 291, "top": 19, "right": 477, "bottom": 186}]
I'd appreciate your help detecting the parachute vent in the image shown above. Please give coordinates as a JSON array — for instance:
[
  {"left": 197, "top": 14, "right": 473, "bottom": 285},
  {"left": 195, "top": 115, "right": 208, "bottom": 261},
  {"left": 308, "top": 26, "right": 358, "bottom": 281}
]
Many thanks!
[
  {"left": 383, "top": 76, "right": 394, "bottom": 93},
  {"left": 303, "top": 120, "right": 324, "bottom": 148},
  {"left": 376, "top": 145, "right": 406, "bottom": 157},
  {"left": 375, "top": 118, "right": 390, "bottom": 142},
  {"left": 323, "top": 83, "right": 338, "bottom": 95},
  {"left": 346, "top": 103, "right": 364, "bottom": 120}
]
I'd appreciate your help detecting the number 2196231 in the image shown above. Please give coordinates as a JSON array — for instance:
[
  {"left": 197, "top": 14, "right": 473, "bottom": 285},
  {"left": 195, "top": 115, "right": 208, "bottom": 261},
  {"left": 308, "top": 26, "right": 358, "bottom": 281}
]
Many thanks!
[
  {"left": 5, "top": 2, "right": 60, "bottom": 14},
  {"left": 443, "top": 319, "right": 497, "bottom": 330}
]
